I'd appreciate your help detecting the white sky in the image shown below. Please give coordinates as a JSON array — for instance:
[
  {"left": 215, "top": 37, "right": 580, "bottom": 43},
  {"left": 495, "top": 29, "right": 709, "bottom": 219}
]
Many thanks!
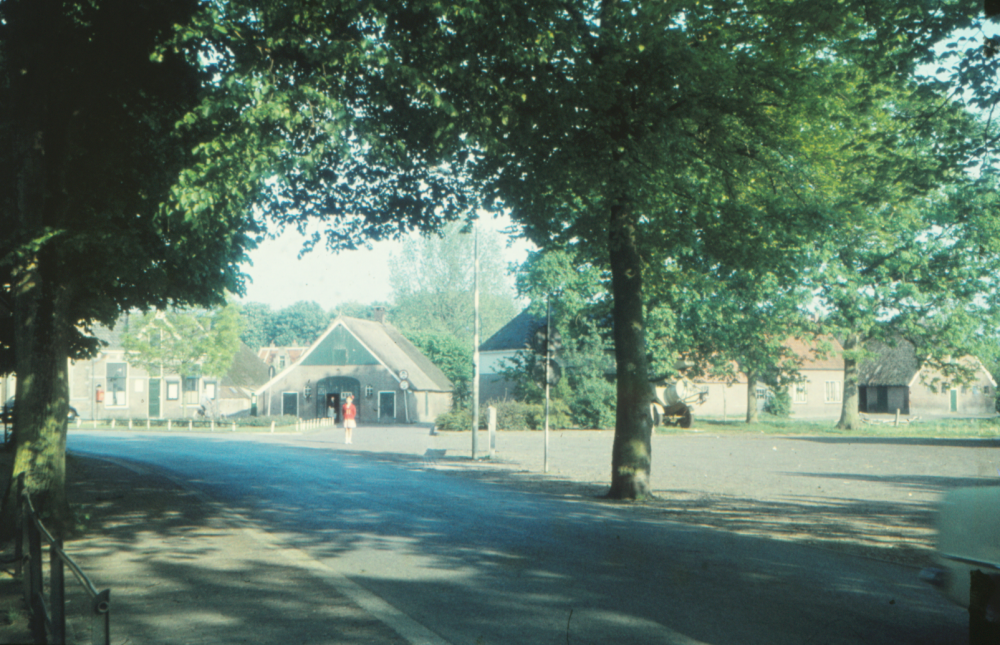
[{"left": 238, "top": 215, "right": 535, "bottom": 311}]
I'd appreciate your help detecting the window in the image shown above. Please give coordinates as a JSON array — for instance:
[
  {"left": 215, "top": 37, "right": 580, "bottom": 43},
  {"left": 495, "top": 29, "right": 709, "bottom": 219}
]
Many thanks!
[
  {"left": 794, "top": 384, "right": 807, "bottom": 404},
  {"left": 365, "top": 385, "right": 374, "bottom": 399},
  {"left": 107, "top": 363, "right": 127, "bottom": 406},
  {"left": 755, "top": 386, "right": 769, "bottom": 400},
  {"left": 279, "top": 355, "right": 286, "bottom": 369},
  {"left": 824, "top": 381, "right": 842, "bottom": 403},
  {"left": 205, "top": 382, "right": 217, "bottom": 400},
  {"left": 166, "top": 381, "right": 180, "bottom": 400}
]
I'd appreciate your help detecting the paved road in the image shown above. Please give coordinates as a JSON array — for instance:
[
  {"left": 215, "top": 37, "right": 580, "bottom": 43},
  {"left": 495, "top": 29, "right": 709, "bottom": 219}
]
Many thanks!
[{"left": 65, "top": 428, "right": 979, "bottom": 644}]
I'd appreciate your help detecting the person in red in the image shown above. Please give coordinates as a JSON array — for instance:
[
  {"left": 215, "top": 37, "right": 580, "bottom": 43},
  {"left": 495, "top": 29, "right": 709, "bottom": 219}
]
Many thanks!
[{"left": 342, "top": 393, "right": 357, "bottom": 444}]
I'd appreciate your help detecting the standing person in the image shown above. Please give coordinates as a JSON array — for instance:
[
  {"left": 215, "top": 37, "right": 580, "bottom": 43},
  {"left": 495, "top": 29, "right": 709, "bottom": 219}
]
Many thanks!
[{"left": 342, "top": 393, "right": 357, "bottom": 444}]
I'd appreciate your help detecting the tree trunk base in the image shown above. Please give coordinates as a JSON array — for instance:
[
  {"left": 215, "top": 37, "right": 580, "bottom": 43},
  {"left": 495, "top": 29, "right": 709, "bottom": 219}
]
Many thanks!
[{"left": 607, "top": 471, "right": 655, "bottom": 501}]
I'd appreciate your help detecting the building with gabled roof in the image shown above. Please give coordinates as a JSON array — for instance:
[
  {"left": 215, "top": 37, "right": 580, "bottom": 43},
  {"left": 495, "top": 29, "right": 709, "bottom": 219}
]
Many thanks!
[
  {"left": 858, "top": 340, "right": 996, "bottom": 416},
  {"left": 67, "top": 318, "right": 269, "bottom": 420},
  {"left": 254, "top": 313, "right": 453, "bottom": 423}
]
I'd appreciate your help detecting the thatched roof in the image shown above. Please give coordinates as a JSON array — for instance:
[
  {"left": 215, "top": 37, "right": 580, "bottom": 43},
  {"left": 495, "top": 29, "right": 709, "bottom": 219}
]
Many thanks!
[{"left": 857, "top": 340, "right": 920, "bottom": 386}]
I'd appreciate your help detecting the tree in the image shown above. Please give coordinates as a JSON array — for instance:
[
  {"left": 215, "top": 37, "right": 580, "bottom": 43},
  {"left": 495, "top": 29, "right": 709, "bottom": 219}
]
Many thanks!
[
  {"left": 0, "top": 0, "right": 251, "bottom": 531},
  {"left": 122, "top": 305, "right": 242, "bottom": 417},
  {"left": 270, "top": 301, "right": 331, "bottom": 347},
  {"left": 388, "top": 221, "right": 518, "bottom": 347},
  {"left": 239, "top": 302, "right": 274, "bottom": 352},
  {"left": 0, "top": 0, "right": 479, "bottom": 530},
  {"left": 380, "top": 1, "right": 984, "bottom": 497},
  {"left": 405, "top": 332, "right": 473, "bottom": 407},
  {"left": 814, "top": 183, "right": 1000, "bottom": 429},
  {"left": 512, "top": 249, "right": 617, "bottom": 429}
]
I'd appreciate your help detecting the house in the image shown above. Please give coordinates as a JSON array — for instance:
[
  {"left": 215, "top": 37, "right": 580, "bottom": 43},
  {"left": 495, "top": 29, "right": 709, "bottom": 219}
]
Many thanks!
[
  {"left": 254, "top": 312, "right": 453, "bottom": 423},
  {"left": 258, "top": 345, "right": 307, "bottom": 380},
  {"left": 782, "top": 336, "right": 847, "bottom": 419},
  {"left": 858, "top": 340, "right": 996, "bottom": 416},
  {"left": 67, "top": 323, "right": 269, "bottom": 420},
  {"left": 478, "top": 310, "right": 542, "bottom": 402},
  {"left": 677, "top": 337, "right": 845, "bottom": 420}
]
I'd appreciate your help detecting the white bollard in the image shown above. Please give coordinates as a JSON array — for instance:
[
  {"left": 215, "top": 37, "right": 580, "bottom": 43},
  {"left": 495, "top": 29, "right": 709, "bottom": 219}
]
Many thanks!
[{"left": 270, "top": 421, "right": 275, "bottom": 433}]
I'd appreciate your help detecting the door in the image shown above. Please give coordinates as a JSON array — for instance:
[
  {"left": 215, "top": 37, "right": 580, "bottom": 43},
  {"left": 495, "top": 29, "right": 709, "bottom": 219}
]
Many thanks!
[
  {"left": 283, "top": 392, "right": 298, "bottom": 417},
  {"left": 876, "top": 386, "right": 889, "bottom": 413},
  {"left": 379, "top": 391, "right": 395, "bottom": 421},
  {"left": 148, "top": 379, "right": 161, "bottom": 418}
]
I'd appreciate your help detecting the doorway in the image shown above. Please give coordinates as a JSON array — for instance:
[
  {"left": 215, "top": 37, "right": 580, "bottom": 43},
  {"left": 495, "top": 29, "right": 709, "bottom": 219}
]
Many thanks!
[{"left": 326, "top": 393, "right": 340, "bottom": 422}]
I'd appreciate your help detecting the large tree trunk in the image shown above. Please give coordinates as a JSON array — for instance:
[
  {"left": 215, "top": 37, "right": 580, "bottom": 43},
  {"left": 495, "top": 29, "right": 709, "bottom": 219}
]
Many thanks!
[
  {"left": 607, "top": 201, "right": 655, "bottom": 500},
  {"left": 837, "top": 333, "right": 862, "bottom": 430},
  {"left": 0, "top": 0, "right": 76, "bottom": 538},
  {"left": 745, "top": 370, "right": 759, "bottom": 423}
]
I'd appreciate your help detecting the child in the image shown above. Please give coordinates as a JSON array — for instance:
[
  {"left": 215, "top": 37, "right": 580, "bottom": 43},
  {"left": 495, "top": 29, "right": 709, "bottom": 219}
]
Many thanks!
[{"left": 342, "top": 394, "right": 357, "bottom": 444}]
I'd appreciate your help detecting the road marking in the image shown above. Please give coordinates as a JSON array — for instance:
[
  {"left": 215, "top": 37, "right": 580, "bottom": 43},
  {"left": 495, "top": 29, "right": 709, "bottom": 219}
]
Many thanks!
[{"left": 79, "top": 453, "right": 455, "bottom": 645}]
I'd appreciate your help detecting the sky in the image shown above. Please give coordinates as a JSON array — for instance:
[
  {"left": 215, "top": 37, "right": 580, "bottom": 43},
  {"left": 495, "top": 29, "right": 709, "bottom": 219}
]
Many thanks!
[{"left": 238, "top": 215, "right": 535, "bottom": 312}]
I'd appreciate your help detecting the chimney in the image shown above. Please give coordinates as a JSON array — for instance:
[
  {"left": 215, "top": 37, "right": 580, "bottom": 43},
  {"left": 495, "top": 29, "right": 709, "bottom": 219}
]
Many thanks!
[{"left": 372, "top": 307, "right": 387, "bottom": 324}]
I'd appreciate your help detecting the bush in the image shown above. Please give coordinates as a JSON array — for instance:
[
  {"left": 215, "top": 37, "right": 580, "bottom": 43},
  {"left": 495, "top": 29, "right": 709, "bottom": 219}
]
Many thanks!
[
  {"left": 764, "top": 389, "right": 791, "bottom": 417},
  {"left": 433, "top": 399, "right": 573, "bottom": 431},
  {"left": 568, "top": 376, "right": 617, "bottom": 429}
]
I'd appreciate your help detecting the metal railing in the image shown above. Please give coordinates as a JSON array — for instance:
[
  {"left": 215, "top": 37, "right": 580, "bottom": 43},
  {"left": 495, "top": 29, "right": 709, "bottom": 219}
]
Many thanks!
[{"left": 15, "top": 473, "right": 111, "bottom": 645}]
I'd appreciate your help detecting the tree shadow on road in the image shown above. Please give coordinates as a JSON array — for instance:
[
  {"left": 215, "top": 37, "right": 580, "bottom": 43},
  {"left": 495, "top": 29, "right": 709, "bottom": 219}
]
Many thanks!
[{"left": 0, "top": 445, "right": 965, "bottom": 645}]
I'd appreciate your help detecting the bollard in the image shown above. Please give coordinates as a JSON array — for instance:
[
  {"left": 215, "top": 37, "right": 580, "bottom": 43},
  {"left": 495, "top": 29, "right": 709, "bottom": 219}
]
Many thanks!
[
  {"left": 110, "top": 419, "right": 115, "bottom": 429},
  {"left": 488, "top": 406, "right": 497, "bottom": 459},
  {"left": 211, "top": 420, "right": 215, "bottom": 432},
  {"left": 270, "top": 421, "right": 275, "bottom": 433},
  {"left": 232, "top": 422, "right": 236, "bottom": 432},
  {"left": 128, "top": 418, "right": 133, "bottom": 430},
  {"left": 146, "top": 418, "right": 150, "bottom": 430},
  {"left": 188, "top": 420, "right": 193, "bottom": 432},
  {"left": 894, "top": 408, "right": 900, "bottom": 427}
]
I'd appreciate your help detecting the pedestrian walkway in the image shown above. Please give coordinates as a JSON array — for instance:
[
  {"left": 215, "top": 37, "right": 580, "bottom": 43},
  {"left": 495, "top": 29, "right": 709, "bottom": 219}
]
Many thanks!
[{"left": 59, "top": 456, "right": 416, "bottom": 645}]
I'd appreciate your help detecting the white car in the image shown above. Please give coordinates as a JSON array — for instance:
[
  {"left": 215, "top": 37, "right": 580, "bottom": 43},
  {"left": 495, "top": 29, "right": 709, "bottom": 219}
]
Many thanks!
[{"left": 922, "top": 486, "right": 1000, "bottom": 626}]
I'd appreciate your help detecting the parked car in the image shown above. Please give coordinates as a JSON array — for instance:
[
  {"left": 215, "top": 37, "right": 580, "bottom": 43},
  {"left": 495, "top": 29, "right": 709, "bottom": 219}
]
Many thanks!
[
  {"left": 2, "top": 397, "right": 79, "bottom": 423},
  {"left": 922, "top": 487, "right": 1000, "bottom": 630}
]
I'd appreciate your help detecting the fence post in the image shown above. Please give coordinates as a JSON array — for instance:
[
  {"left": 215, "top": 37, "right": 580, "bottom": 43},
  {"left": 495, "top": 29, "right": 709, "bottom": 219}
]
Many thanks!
[
  {"left": 51, "top": 540, "right": 66, "bottom": 644},
  {"left": 14, "top": 474, "right": 24, "bottom": 583},
  {"left": 92, "top": 589, "right": 111, "bottom": 645},
  {"left": 27, "top": 514, "right": 44, "bottom": 644}
]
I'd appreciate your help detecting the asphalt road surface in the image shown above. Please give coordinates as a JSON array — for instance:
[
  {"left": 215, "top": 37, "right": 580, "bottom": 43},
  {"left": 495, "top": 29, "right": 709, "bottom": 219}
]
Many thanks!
[{"left": 68, "top": 430, "right": 972, "bottom": 645}]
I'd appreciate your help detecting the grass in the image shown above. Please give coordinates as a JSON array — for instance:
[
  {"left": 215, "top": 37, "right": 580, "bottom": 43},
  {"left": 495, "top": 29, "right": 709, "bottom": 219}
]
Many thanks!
[{"left": 655, "top": 414, "right": 1000, "bottom": 439}]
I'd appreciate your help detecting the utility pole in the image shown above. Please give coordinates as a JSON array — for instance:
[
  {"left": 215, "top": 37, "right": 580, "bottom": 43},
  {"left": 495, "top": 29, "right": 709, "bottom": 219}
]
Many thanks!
[
  {"left": 472, "top": 226, "right": 481, "bottom": 459},
  {"left": 544, "top": 296, "right": 551, "bottom": 473}
]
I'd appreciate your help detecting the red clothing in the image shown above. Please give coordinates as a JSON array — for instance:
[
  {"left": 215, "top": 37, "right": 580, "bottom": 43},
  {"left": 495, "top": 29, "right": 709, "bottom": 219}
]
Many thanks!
[{"left": 342, "top": 402, "right": 356, "bottom": 421}]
